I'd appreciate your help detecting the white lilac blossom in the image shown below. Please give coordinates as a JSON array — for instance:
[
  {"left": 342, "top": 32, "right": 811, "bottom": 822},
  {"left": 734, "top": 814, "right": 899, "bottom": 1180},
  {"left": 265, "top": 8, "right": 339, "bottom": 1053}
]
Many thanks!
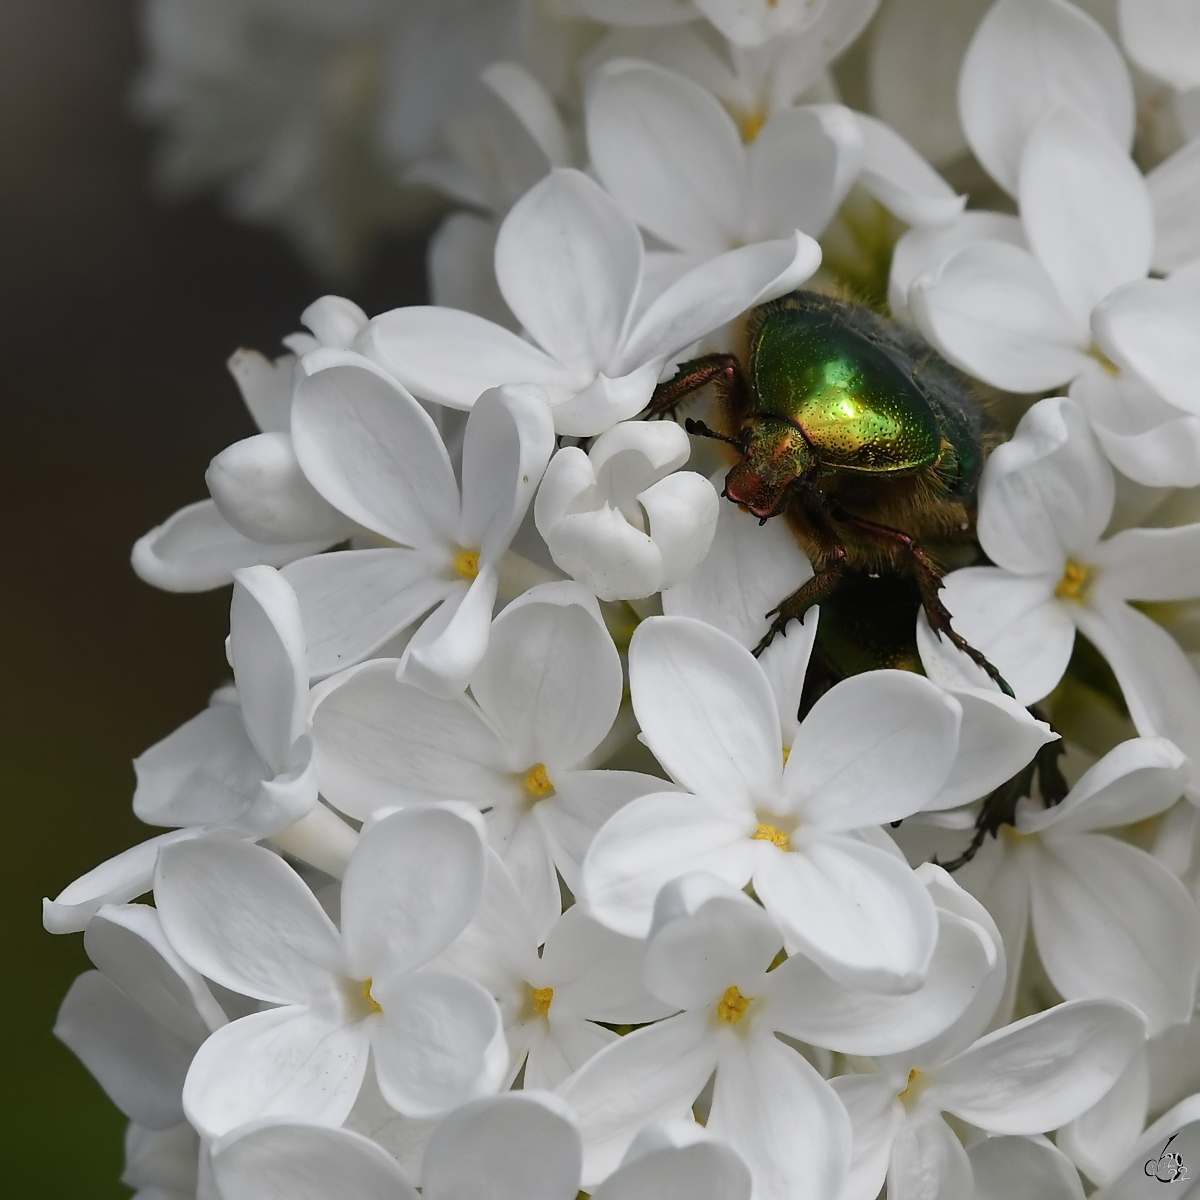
[
  {"left": 51, "top": 2, "right": 1200, "bottom": 1196},
  {"left": 153, "top": 806, "right": 507, "bottom": 1137}
]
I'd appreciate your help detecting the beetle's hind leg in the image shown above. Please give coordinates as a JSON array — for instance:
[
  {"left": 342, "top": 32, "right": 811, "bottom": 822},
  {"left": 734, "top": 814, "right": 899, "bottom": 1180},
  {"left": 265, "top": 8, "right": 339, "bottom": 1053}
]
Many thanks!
[
  {"left": 835, "top": 511, "right": 1016, "bottom": 698},
  {"left": 643, "top": 354, "right": 750, "bottom": 422}
]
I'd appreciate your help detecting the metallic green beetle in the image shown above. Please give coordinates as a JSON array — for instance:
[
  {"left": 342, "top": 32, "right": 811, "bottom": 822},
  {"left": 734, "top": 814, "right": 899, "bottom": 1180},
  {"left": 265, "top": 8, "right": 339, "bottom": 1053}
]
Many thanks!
[{"left": 646, "top": 289, "right": 1005, "bottom": 691}]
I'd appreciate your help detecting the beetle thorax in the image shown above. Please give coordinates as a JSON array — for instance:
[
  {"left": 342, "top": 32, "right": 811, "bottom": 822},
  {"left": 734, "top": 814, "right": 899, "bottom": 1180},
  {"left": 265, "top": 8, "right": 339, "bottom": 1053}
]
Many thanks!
[{"left": 724, "top": 416, "right": 815, "bottom": 519}]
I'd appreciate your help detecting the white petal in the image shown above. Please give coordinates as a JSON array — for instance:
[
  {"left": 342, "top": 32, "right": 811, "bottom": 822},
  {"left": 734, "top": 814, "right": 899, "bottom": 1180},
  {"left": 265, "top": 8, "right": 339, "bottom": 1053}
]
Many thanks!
[
  {"left": 887, "top": 1114, "right": 974, "bottom": 1200},
  {"left": 785, "top": 670, "right": 960, "bottom": 830},
  {"left": 750, "top": 104, "right": 864, "bottom": 239},
  {"left": 459, "top": 383, "right": 556, "bottom": 561},
  {"left": 283, "top": 549, "right": 454, "bottom": 679},
  {"left": 342, "top": 806, "right": 487, "bottom": 980},
  {"left": 758, "top": 613, "right": 817, "bottom": 751},
  {"left": 311, "top": 660, "right": 505, "bottom": 821},
  {"left": 302, "top": 295, "right": 368, "bottom": 349},
  {"left": 371, "top": 970, "right": 506, "bottom": 1118},
  {"left": 421, "top": 1092, "right": 581, "bottom": 1200},
  {"left": 592, "top": 1141, "right": 751, "bottom": 1200},
  {"left": 1097, "top": 523, "right": 1200, "bottom": 603},
  {"left": 291, "top": 353, "right": 460, "bottom": 548},
  {"left": 1030, "top": 834, "right": 1200, "bottom": 1035},
  {"left": 133, "top": 703, "right": 268, "bottom": 828},
  {"left": 580, "top": 793, "right": 757, "bottom": 938},
  {"left": 132, "top": 499, "right": 331, "bottom": 593},
  {"left": 550, "top": 361, "right": 664, "bottom": 438},
  {"left": 471, "top": 584, "right": 622, "bottom": 770},
  {"left": 1087, "top": 1092, "right": 1200, "bottom": 1195},
  {"left": 971, "top": 1135, "right": 1085, "bottom": 1200},
  {"left": 629, "top": 616, "right": 782, "bottom": 804},
  {"left": 930, "top": 999, "right": 1146, "bottom": 1134},
  {"left": 206, "top": 432, "right": 353, "bottom": 544},
  {"left": 359, "top": 305, "right": 572, "bottom": 410},
  {"left": 545, "top": 506, "right": 662, "bottom": 602},
  {"left": 1058, "top": 1050, "right": 1148, "bottom": 1188},
  {"left": 496, "top": 169, "right": 642, "bottom": 372},
  {"left": 227, "top": 347, "right": 293, "bottom": 433},
  {"left": 482, "top": 61, "right": 572, "bottom": 168},
  {"left": 429, "top": 212, "right": 513, "bottom": 328},
  {"left": 586, "top": 60, "right": 749, "bottom": 256},
  {"left": 662, "top": 486, "right": 813, "bottom": 650},
  {"left": 1118, "top": 0, "right": 1200, "bottom": 91},
  {"left": 753, "top": 832, "right": 939, "bottom": 993},
  {"left": 768, "top": 907, "right": 996, "bottom": 1055},
  {"left": 591, "top": 420, "right": 691, "bottom": 515},
  {"left": 706, "top": 1034, "right": 851, "bottom": 1200},
  {"left": 692, "top": 0, "right": 821, "bottom": 47},
  {"left": 639, "top": 471, "right": 720, "bottom": 590},
  {"left": 1148, "top": 137, "right": 1200, "bottom": 272},
  {"left": 959, "top": 0, "right": 1134, "bottom": 195},
  {"left": 560, "top": 1011, "right": 717, "bottom": 1187},
  {"left": 620, "top": 233, "right": 822, "bottom": 373},
  {"left": 1019, "top": 109, "right": 1153, "bottom": 325},
  {"left": 535, "top": 444, "right": 595, "bottom": 533},
  {"left": 230, "top": 566, "right": 308, "bottom": 774},
  {"left": 401, "top": 566, "right": 500, "bottom": 698},
  {"left": 1092, "top": 278, "right": 1200, "bottom": 417},
  {"left": 855, "top": 112, "right": 965, "bottom": 227},
  {"left": 939, "top": 568, "right": 1075, "bottom": 705},
  {"left": 829, "top": 1074, "right": 902, "bottom": 1200},
  {"left": 212, "top": 1123, "right": 417, "bottom": 1200},
  {"left": 54, "top": 971, "right": 193, "bottom": 1128},
  {"left": 183, "top": 1007, "right": 369, "bottom": 1137},
  {"left": 154, "top": 838, "right": 343, "bottom": 1005},
  {"left": 492, "top": 804, "right": 563, "bottom": 943},
  {"left": 910, "top": 241, "right": 1089, "bottom": 392}
]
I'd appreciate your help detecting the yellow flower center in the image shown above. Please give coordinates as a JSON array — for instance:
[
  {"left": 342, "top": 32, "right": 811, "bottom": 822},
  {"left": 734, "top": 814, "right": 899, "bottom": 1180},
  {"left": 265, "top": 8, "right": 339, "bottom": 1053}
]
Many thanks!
[
  {"left": 1055, "top": 559, "right": 1093, "bottom": 602},
  {"left": 361, "top": 978, "right": 382, "bottom": 1015},
  {"left": 717, "top": 985, "right": 754, "bottom": 1024},
  {"left": 898, "top": 1068, "right": 925, "bottom": 1106},
  {"left": 531, "top": 986, "right": 554, "bottom": 1016},
  {"left": 739, "top": 110, "right": 767, "bottom": 142},
  {"left": 782, "top": 745, "right": 791, "bottom": 766},
  {"left": 754, "top": 822, "right": 790, "bottom": 850},
  {"left": 524, "top": 763, "right": 554, "bottom": 798},
  {"left": 1087, "top": 344, "right": 1121, "bottom": 376},
  {"left": 454, "top": 549, "right": 480, "bottom": 579}
]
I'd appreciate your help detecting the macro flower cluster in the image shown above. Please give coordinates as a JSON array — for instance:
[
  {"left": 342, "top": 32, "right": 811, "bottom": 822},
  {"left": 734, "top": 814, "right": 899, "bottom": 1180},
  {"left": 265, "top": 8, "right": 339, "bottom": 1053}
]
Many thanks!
[{"left": 49, "top": 1, "right": 1200, "bottom": 1197}]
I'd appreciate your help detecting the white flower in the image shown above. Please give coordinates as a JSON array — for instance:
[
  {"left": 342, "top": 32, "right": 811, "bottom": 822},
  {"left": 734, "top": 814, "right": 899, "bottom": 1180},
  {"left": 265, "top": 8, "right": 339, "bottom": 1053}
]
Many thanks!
[
  {"left": 283, "top": 355, "right": 555, "bottom": 693},
  {"left": 358, "top": 168, "right": 820, "bottom": 437},
  {"left": 42, "top": 566, "right": 352, "bottom": 934},
  {"left": 939, "top": 397, "right": 1200, "bottom": 786},
  {"left": 581, "top": 614, "right": 962, "bottom": 992},
  {"left": 311, "top": 582, "right": 664, "bottom": 937},
  {"left": 122, "top": 1123, "right": 200, "bottom": 1200},
  {"left": 562, "top": 868, "right": 996, "bottom": 1198},
  {"left": 1091, "top": 1092, "right": 1200, "bottom": 1197},
  {"left": 534, "top": 421, "right": 719, "bottom": 601},
  {"left": 1118, "top": 0, "right": 1200, "bottom": 142},
  {"left": 438, "top": 851, "right": 672, "bottom": 1089},
  {"left": 210, "top": 1091, "right": 753, "bottom": 1200},
  {"left": 835, "top": 995, "right": 1145, "bottom": 1200},
  {"left": 154, "top": 805, "right": 506, "bottom": 1137}
]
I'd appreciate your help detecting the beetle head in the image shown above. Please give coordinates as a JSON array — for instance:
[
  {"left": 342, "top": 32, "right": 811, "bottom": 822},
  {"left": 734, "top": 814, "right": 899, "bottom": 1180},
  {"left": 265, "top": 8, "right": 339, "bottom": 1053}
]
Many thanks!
[{"left": 724, "top": 416, "right": 814, "bottom": 519}]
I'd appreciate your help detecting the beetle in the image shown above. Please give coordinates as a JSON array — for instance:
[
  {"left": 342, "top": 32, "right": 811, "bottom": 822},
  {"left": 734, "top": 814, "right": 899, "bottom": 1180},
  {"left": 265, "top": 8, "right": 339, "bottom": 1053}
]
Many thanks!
[{"left": 645, "top": 289, "right": 1009, "bottom": 694}]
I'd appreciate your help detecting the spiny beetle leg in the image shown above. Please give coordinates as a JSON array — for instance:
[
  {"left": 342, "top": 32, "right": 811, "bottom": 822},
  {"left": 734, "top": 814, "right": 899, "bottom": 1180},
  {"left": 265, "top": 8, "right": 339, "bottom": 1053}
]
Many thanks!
[
  {"left": 644, "top": 353, "right": 749, "bottom": 421},
  {"left": 753, "top": 548, "right": 847, "bottom": 657}
]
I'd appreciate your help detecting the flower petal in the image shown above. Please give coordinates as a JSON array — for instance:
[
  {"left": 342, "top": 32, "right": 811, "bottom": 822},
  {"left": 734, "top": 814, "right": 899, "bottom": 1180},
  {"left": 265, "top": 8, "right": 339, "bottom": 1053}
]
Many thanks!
[
  {"left": 639, "top": 471, "right": 719, "bottom": 590},
  {"left": 586, "top": 60, "right": 749, "bottom": 256},
  {"left": 971, "top": 1134, "right": 1086, "bottom": 1200},
  {"left": 959, "top": 0, "right": 1134, "bottom": 195},
  {"left": 753, "top": 832, "right": 938, "bottom": 993},
  {"left": 154, "top": 838, "right": 343, "bottom": 1005},
  {"left": 401, "top": 565, "right": 500, "bottom": 698},
  {"left": 930, "top": 999, "right": 1145, "bottom": 1134},
  {"left": 1057, "top": 1050, "right": 1148, "bottom": 1188},
  {"left": 183, "top": 1006, "right": 370, "bottom": 1138},
  {"left": 1019, "top": 108, "right": 1153, "bottom": 324},
  {"left": 785, "top": 670, "right": 960, "bottom": 830},
  {"left": 1147, "top": 137, "right": 1200, "bottom": 272},
  {"left": 1029, "top": 834, "right": 1200, "bottom": 1035},
  {"left": 829, "top": 1074, "right": 902, "bottom": 1200},
  {"left": 291, "top": 352, "right": 460, "bottom": 548},
  {"left": 591, "top": 1141, "right": 751, "bottom": 1200},
  {"left": 887, "top": 1114, "right": 973, "bottom": 1200},
  {"left": 855, "top": 112, "right": 965, "bottom": 227},
  {"left": 545, "top": 506, "right": 663, "bottom": 602},
  {"left": 628, "top": 616, "right": 782, "bottom": 805},
  {"left": 132, "top": 499, "right": 331, "bottom": 593},
  {"left": 1119, "top": 0, "right": 1200, "bottom": 91}
]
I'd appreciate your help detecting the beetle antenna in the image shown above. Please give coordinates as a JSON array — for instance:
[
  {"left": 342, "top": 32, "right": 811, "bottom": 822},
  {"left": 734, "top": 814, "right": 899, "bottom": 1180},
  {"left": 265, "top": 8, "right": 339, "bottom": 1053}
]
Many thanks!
[{"left": 685, "top": 418, "right": 744, "bottom": 449}]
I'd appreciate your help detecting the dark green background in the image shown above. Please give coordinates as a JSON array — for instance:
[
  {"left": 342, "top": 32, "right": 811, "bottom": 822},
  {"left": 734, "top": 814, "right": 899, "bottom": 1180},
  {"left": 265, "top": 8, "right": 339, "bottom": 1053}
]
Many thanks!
[{"left": 0, "top": 2, "right": 427, "bottom": 1192}]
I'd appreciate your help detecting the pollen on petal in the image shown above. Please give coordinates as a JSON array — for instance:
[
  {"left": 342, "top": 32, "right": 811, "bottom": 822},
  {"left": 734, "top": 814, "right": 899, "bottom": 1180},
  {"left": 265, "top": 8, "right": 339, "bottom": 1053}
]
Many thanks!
[
  {"left": 1055, "top": 559, "right": 1092, "bottom": 602},
  {"left": 531, "top": 985, "right": 554, "bottom": 1016},
  {"left": 524, "top": 763, "right": 555, "bottom": 798},
  {"left": 454, "top": 549, "right": 481, "bottom": 579},
  {"left": 754, "top": 822, "right": 790, "bottom": 850},
  {"left": 898, "top": 1068, "right": 925, "bottom": 1106},
  {"left": 361, "top": 979, "right": 382, "bottom": 1014},
  {"left": 717, "top": 985, "right": 754, "bottom": 1024}
]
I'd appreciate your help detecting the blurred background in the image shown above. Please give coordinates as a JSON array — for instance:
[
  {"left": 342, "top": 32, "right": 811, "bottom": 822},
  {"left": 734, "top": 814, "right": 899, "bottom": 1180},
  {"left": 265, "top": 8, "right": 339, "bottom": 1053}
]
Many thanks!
[{"left": 0, "top": 2, "right": 427, "bottom": 1192}]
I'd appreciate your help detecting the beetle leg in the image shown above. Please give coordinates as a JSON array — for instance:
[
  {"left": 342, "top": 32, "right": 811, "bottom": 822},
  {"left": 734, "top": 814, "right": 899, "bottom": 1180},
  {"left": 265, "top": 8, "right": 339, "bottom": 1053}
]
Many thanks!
[
  {"left": 831, "top": 511, "right": 1017, "bottom": 699},
  {"left": 752, "top": 547, "right": 847, "bottom": 657},
  {"left": 643, "top": 354, "right": 750, "bottom": 422}
]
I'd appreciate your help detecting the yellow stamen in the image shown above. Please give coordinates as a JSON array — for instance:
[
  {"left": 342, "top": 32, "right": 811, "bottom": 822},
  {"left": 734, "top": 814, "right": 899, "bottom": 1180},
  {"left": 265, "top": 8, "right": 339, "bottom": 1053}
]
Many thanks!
[
  {"left": 1087, "top": 344, "right": 1121, "bottom": 376},
  {"left": 782, "top": 745, "right": 791, "bottom": 766},
  {"left": 739, "top": 110, "right": 767, "bottom": 143},
  {"left": 717, "top": 985, "right": 754, "bottom": 1024},
  {"left": 524, "top": 763, "right": 554, "bottom": 797},
  {"left": 754, "top": 822, "right": 790, "bottom": 850},
  {"left": 531, "top": 986, "right": 554, "bottom": 1016},
  {"left": 361, "top": 979, "right": 382, "bottom": 1014},
  {"left": 1055, "top": 559, "right": 1093, "bottom": 602},
  {"left": 454, "top": 549, "right": 480, "bottom": 579},
  {"left": 898, "top": 1068, "right": 924, "bottom": 1104}
]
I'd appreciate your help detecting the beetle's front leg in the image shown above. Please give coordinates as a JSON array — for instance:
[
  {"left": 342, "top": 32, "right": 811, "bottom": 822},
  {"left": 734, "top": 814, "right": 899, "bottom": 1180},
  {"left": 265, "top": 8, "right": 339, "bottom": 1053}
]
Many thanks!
[
  {"left": 752, "top": 546, "right": 847, "bottom": 657},
  {"left": 643, "top": 354, "right": 750, "bottom": 422}
]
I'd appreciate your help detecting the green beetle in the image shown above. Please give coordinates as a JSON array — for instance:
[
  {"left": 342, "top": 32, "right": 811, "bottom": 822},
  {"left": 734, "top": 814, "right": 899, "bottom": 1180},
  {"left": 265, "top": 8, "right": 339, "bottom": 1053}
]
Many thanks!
[{"left": 646, "top": 289, "right": 1006, "bottom": 692}]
